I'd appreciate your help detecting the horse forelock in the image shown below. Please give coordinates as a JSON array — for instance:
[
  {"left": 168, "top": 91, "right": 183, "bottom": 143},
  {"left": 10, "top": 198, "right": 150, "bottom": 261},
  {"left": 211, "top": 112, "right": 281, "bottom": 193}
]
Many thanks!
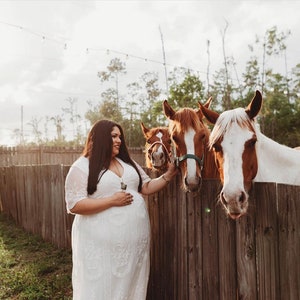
[
  {"left": 146, "top": 127, "right": 168, "bottom": 139},
  {"left": 171, "top": 108, "right": 205, "bottom": 133},
  {"left": 209, "top": 108, "right": 256, "bottom": 149}
]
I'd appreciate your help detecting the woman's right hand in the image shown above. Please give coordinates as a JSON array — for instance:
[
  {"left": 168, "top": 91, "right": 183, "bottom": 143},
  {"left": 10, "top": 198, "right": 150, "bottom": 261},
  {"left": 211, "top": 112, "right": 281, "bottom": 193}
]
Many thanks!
[{"left": 112, "top": 191, "right": 134, "bottom": 206}]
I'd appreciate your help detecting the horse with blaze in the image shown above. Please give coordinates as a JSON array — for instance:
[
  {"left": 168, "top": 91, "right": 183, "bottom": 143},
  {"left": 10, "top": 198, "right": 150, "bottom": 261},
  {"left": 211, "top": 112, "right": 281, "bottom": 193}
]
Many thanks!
[
  {"left": 163, "top": 99, "right": 219, "bottom": 192},
  {"left": 200, "top": 90, "right": 300, "bottom": 219},
  {"left": 141, "top": 122, "right": 171, "bottom": 173}
]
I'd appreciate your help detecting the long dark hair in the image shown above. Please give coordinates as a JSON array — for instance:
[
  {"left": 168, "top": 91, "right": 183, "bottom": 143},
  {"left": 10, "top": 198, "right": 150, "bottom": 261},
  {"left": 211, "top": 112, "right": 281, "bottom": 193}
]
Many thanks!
[{"left": 82, "top": 120, "right": 142, "bottom": 195}]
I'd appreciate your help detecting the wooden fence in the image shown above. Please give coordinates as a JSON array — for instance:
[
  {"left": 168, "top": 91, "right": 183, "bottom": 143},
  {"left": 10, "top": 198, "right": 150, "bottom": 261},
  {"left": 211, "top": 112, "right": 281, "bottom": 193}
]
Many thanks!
[
  {"left": 0, "top": 164, "right": 299, "bottom": 300},
  {"left": 0, "top": 146, "right": 145, "bottom": 167}
]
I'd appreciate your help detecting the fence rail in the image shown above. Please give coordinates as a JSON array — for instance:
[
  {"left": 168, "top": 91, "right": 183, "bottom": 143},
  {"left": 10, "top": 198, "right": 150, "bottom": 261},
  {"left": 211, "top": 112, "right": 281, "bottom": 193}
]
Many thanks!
[
  {"left": 0, "top": 164, "right": 299, "bottom": 300},
  {"left": 0, "top": 146, "right": 145, "bottom": 167}
]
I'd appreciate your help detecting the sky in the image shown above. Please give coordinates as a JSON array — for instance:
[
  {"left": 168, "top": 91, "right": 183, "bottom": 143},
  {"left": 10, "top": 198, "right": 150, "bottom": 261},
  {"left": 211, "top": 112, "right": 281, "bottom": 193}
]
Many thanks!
[{"left": 0, "top": 0, "right": 299, "bottom": 146}]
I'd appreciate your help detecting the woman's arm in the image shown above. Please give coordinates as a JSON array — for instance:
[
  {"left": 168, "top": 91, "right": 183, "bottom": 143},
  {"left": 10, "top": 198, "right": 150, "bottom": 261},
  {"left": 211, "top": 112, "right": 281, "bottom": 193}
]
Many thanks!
[
  {"left": 70, "top": 191, "right": 133, "bottom": 215},
  {"left": 141, "top": 162, "right": 178, "bottom": 195},
  {"left": 65, "top": 162, "right": 133, "bottom": 215}
]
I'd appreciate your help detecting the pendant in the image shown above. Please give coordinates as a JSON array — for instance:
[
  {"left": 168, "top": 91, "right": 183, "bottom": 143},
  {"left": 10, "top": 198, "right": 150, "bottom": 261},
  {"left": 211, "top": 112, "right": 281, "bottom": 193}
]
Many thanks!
[{"left": 121, "top": 181, "right": 127, "bottom": 190}]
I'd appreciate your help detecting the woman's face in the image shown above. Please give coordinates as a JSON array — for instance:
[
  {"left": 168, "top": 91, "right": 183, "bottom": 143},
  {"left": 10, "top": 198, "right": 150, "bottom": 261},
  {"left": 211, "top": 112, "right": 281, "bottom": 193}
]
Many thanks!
[{"left": 111, "top": 126, "right": 122, "bottom": 157}]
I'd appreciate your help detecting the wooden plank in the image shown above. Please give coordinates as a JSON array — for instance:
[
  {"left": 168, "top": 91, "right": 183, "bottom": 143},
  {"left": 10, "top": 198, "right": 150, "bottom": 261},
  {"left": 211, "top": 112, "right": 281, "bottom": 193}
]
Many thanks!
[
  {"left": 216, "top": 181, "right": 237, "bottom": 300},
  {"left": 165, "top": 177, "right": 178, "bottom": 300},
  {"left": 15, "top": 166, "right": 26, "bottom": 226},
  {"left": 50, "top": 165, "right": 64, "bottom": 247},
  {"left": 277, "top": 184, "right": 300, "bottom": 300},
  {"left": 23, "top": 165, "right": 36, "bottom": 233},
  {"left": 255, "top": 182, "right": 280, "bottom": 300},
  {"left": 201, "top": 179, "right": 219, "bottom": 299},
  {"left": 186, "top": 189, "right": 202, "bottom": 300},
  {"left": 235, "top": 186, "right": 257, "bottom": 299},
  {"left": 40, "top": 165, "right": 53, "bottom": 243},
  {"left": 62, "top": 165, "right": 73, "bottom": 248},
  {"left": 175, "top": 175, "right": 188, "bottom": 300},
  {"left": 146, "top": 192, "right": 159, "bottom": 300}
]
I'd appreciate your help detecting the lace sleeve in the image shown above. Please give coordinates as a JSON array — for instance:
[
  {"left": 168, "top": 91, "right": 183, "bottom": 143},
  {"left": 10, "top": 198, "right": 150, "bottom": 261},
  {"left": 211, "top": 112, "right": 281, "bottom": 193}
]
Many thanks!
[
  {"left": 65, "top": 165, "right": 88, "bottom": 214},
  {"left": 134, "top": 161, "right": 151, "bottom": 184}
]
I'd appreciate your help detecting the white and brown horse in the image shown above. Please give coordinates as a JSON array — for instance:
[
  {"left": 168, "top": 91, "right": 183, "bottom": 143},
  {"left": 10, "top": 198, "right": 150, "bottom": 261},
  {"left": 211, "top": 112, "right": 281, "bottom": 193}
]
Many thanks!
[
  {"left": 163, "top": 99, "right": 219, "bottom": 192},
  {"left": 200, "top": 90, "right": 300, "bottom": 219},
  {"left": 141, "top": 122, "right": 171, "bottom": 173}
]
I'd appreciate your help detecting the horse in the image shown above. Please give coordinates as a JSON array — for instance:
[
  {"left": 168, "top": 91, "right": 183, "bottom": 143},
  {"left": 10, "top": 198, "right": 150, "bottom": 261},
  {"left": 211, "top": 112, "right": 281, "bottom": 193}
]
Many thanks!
[
  {"left": 140, "top": 122, "right": 172, "bottom": 173},
  {"left": 163, "top": 98, "right": 219, "bottom": 192},
  {"left": 200, "top": 90, "right": 300, "bottom": 219}
]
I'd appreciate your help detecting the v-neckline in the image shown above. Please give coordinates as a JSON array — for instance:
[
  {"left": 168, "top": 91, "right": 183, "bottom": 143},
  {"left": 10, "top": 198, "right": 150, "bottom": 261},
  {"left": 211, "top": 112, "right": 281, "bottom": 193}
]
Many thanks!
[{"left": 110, "top": 158, "right": 124, "bottom": 178}]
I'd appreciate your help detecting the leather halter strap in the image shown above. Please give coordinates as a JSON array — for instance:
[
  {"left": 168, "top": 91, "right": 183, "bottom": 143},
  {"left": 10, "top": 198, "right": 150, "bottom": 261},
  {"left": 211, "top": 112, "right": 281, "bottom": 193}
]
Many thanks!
[
  {"left": 175, "top": 153, "right": 204, "bottom": 169},
  {"left": 147, "top": 141, "right": 171, "bottom": 162},
  {"left": 172, "top": 137, "right": 206, "bottom": 169}
]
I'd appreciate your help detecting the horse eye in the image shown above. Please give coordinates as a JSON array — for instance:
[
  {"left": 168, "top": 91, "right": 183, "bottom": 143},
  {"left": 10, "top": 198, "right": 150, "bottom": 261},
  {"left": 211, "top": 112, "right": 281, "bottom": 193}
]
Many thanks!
[
  {"left": 247, "top": 138, "right": 257, "bottom": 147},
  {"left": 146, "top": 139, "right": 151, "bottom": 144},
  {"left": 213, "top": 143, "right": 222, "bottom": 152},
  {"left": 168, "top": 139, "right": 172, "bottom": 144},
  {"left": 172, "top": 136, "right": 178, "bottom": 143}
]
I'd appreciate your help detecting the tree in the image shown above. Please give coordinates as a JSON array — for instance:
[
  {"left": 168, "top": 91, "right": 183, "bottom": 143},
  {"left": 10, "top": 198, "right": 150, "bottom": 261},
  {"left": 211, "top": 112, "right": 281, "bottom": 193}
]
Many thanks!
[
  {"left": 27, "top": 117, "right": 43, "bottom": 145},
  {"left": 167, "top": 72, "right": 205, "bottom": 110},
  {"left": 98, "top": 58, "right": 127, "bottom": 108},
  {"left": 51, "top": 115, "right": 65, "bottom": 144},
  {"left": 62, "top": 97, "right": 82, "bottom": 141},
  {"left": 139, "top": 72, "right": 162, "bottom": 125}
]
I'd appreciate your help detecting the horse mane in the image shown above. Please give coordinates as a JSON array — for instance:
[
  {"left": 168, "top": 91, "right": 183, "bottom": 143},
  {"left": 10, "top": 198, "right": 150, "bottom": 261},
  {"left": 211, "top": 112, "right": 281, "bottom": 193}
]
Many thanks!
[{"left": 209, "top": 108, "right": 256, "bottom": 149}]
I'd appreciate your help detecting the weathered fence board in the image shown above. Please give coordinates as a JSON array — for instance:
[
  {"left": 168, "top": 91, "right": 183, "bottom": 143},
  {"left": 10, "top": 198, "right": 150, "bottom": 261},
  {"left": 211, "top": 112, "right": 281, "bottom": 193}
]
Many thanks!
[
  {"left": 255, "top": 183, "right": 280, "bottom": 300},
  {"left": 0, "top": 146, "right": 144, "bottom": 167},
  {"left": 0, "top": 165, "right": 300, "bottom": 299},
  {"left": 277, "top": 184, "right": 300, "bottom": 300}
]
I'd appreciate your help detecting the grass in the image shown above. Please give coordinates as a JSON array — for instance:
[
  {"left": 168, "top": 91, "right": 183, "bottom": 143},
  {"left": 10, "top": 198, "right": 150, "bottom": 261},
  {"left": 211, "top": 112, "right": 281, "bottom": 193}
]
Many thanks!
[{"left": 0, "top": 213, "right": 72, "bottom": 299}]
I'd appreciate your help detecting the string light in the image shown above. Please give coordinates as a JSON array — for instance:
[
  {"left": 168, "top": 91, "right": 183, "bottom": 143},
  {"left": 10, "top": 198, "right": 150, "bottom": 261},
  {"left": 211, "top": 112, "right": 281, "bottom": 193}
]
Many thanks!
[{"left": 0, "top": 19, "right": 208, "bottom": 76}]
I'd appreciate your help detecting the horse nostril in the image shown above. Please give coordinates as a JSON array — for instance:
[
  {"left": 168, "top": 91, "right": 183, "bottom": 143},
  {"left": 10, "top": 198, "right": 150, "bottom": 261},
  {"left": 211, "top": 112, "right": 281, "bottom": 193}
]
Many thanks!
[{"left": 239, "top": 192, "right": 246, "bottom": 203}]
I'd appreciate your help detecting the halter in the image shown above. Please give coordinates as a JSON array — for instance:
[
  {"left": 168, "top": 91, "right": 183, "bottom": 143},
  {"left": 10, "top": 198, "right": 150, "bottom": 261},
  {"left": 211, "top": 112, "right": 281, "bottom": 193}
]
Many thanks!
[
  {"left": 147, "top": 141, "right": 171, "bottom": 163},
  {"left": 175, "top": 153, "right": 204, "bottom": 169},
  {"left": 172, "top": 137, "right": 206, "bottom": 170}
]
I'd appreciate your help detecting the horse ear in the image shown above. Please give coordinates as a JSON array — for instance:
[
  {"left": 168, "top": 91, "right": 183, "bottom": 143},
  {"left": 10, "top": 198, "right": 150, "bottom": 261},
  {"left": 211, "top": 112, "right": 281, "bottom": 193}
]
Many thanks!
[
  {"left": 140, "top": 122, "right": 149, "bottom": 136},
  {"left": 245, "top": 90, "right": 262, "bottom": 119},
  {"left": 203, "top": 96, "right": 213, "bottom": 108},
  {"left": 163, "top": 100, "right": 176, "bottom": 120},
  {"left": 198, "top": 102, "right": 219, "bottom": 124}
]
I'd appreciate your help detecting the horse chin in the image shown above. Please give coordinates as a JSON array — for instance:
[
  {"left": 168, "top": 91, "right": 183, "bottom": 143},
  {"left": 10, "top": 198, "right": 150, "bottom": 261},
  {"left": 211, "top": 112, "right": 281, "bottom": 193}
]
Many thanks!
[{"left": 228, "top": 212, "right": 244, "bottom": 220}]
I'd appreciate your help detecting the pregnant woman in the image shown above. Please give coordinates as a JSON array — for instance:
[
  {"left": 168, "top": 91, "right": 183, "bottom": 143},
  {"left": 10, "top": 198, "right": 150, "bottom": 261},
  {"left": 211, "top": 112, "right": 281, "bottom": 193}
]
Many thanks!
[{"left": 65, "top": 119, "right": 177, "bottom": 300}]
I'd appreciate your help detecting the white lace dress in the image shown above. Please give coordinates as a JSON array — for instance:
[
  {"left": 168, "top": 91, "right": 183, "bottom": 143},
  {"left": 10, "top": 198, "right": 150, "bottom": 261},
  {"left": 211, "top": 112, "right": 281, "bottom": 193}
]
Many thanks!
[{"left": 65, "top": 156, "right": 151, "bottom": 300}]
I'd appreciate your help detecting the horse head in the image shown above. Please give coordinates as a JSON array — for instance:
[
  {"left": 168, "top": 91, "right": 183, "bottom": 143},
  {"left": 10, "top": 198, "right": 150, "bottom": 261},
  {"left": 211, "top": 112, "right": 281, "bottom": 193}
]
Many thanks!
[
  {"left": 163, "top": 98, "right": 212, "bottom": 192},
  {"left": 141, "top": 122, "right": 171, "bottom": 172},
  {"left": 200, "top": 90, "right": 262, "bottom": 219}
]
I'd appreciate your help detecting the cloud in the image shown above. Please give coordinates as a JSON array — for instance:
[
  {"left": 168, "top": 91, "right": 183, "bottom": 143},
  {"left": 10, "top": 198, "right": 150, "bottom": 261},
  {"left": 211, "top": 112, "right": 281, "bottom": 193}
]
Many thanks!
[{"left": 0, "top": 0, "right": 299, "bottom": 145}]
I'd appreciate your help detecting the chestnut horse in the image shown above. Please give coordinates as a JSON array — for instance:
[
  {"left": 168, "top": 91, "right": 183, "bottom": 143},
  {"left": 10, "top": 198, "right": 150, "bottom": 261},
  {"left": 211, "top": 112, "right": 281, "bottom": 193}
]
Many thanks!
[
  {"left": 200, "top": 90, "right": 300, "bottom": 219},
  {"left": 141, "top": 122, "right": 171, "bottom": 173},
  {"left": 163, "top": 99, "right": 219, "bottom": 192}
]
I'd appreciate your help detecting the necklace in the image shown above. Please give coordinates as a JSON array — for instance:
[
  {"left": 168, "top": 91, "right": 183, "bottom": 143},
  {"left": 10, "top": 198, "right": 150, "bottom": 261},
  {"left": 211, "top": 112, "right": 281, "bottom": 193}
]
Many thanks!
[{"left": 113, "top": 159, "right": 127, "bottom": 190}]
